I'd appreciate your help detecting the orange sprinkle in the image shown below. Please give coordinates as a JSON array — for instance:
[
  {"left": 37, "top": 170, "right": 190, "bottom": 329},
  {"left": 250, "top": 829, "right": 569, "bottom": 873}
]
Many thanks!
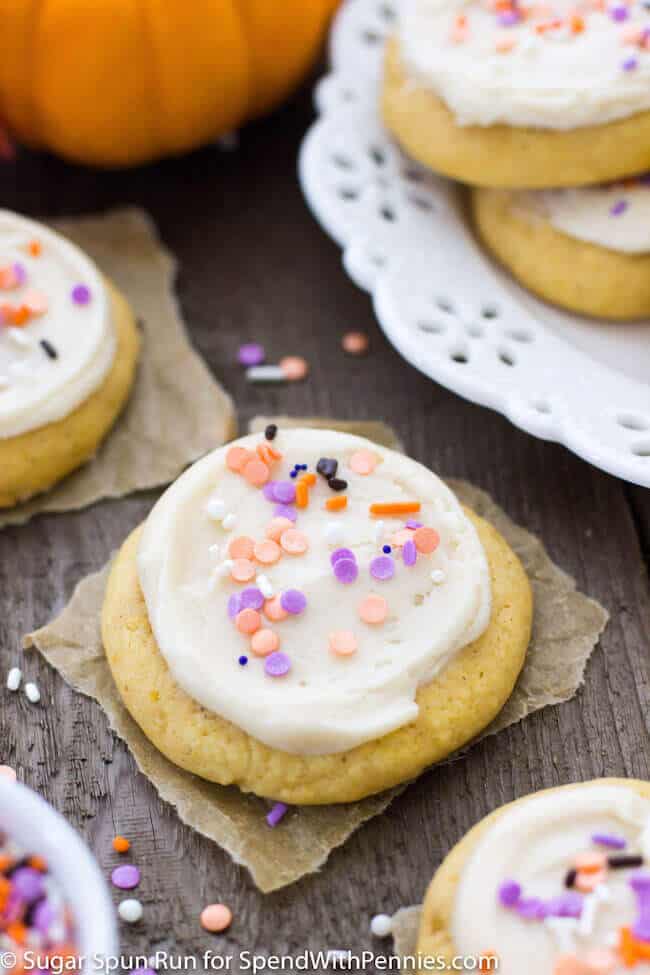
[
  {"left": 370, "top": 502, "right": 421, "bottom": 517},
  {"left": 299, "top": 472, "right": 316, "bottom": 487},
  {"left": 264, "top": 596, "right": 289, "bottom": 622},
  {"left": 349, "top": 449, "right": 379, "bottom": 476},
  {"left": 6, "top": 922, "right": 27, "bottom": 945},
  {"left": 226, "top": 446, "right": 253, "bottom": 473},
  {"left": 256, "top": 443, "right": 279, "bottom": 467},
  {"left": 574, "top": 868, "right": 606, "bottom": 893},
  {"left": 341, "top": 331, "right": 369, "bottom": 356},
  {"left": 228, "top": 536, "right": 255, "bottom": 560},
  {"left": 265, "top": 444, "right": 283, "bottom": 461},
  {"left": 253, "top": 539, "right": 281, "bottom": 565},
  {"left": 236, "top": 608, "right": 261, "bottom": 635},
  {"left": 28, "top": 855, "right": 48, "bottom": 871},
  {"left": 359, "top": 595, "right": 388, "bottom": 625},
  {"left": 280, "top": 528, "right": 309, "bottom": 555},
  {"left": 28, "top": 240, "right": 42, "bottom": 257},
  {"left": 414, "top": 527, "right": 440, "bottom": 554},
  {"left": 570, "top": 13, "right": 584, "bottom": 32},
  {"left": 243, "top": 457, "right": 270, "bottom": 487},
  {"left": 0, "top": 855, "right": 14, "bottom": 873},
  {"left": 230, "top": 558, "right": 256, "bottom": 583},
  {"left": 280, "top": 356, "right": 309, "bottom": 381},
  {"left": 251, "top": 629, "right": 280, "bottom": 657},
  {"left": 295, "top": 481, "right": 309, "bottom": 509},
  {"left": 620, "top": 927, "right": 650, "bottom": 965},
  {"left": 329, "top": 630, "right": 358, "bottom": 656},
  {"left": 266, "top": 516, "right": 294, "bottom": 541},
  {"left": 112, "top": 836, "right": 130, "bottom": 854},
  {"left": 573, "top": 851, "right": 606, "bottom": 874},
  {"left": 326, "top": 495, "right": 348, "bottom": 512}
]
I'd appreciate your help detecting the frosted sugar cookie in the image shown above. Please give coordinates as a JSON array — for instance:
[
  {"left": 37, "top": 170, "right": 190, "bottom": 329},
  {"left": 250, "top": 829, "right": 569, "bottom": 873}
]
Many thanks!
[
  {"left": 418, "top": 779, "right": 650, "bottom": 972},
  {"left": 382, "top": 0, "right": 650, "bottom": 188},
  {"left": 472, "top": 177, "right": 650, "bottom": 319},
  {"left": 102, "top": 427, "right": 532, "bottom": 804},
  {"left": 0, "top": 211, "right": 139, "bottom": 507}
]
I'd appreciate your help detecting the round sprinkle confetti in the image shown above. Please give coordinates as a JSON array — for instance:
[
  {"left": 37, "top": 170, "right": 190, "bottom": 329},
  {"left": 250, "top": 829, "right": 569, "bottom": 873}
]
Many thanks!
[
  {"left": 280, "top": 589, "right": 307, "bottom": 615},
  {"left": 280, "top": 356, "right": 309, "bottom": 381},
  {"left": 264, "top": 596, "right": 289, "bottom": 622},
  {"left": 238, "top": 343, "right": 265, "bottom": 367},
  {"left": 112, "top": 836, "right": 131, "bottom": 854},
  {"left": 370, "top": 914, "right": 392, "bottom": 938},
  {"left": 228, "top": 536, "right": 255, "bottom": 560},
  {"left": 414, "top": 527, "right": 440, "bottom": 554},
  {"left": 230, "top": 558, "right": 256, "bottom": 583},
  {"left": 402, "top": 539, "right": 417, "bottom": 567},
  {"left": 226, "top": 446, "right": 253, "bottom": 472},
  {"left": 331, "top": 547, "right": 356, "bottom": 565},
  {"left": 274, "top": 481, "right": 296, "bottom": 504},
  {"left": 243, "top": 458, "right": 270, "bottom": 487},
  {"left": 280, "top": 529, "right": 309, "bottom": 555},
  {"left": 349, "top": 449, "right": 379, "bottom": 475},
  {"left": 334, "top": 558, "right": 359, "bottom": 585},
  {"left": 342, "top": 331, "right": 369, "bottom": 356},
  {"left": 431, "top": 569, "right": 446, "bottom": 585},
  {"left": 254, "top": 539, "right": 282, "bottom": 565},
  {"left": 266, "top": 516, "right": 294, "bottom": 541},
  {"left": 118, "top": 898, "right": 143, "bottom": 924},
  {"left": 227, "top": 593, "right": 242, "bottom": 619},
  {"left": 329, "top": 631, "right": 358, "bottom": 656},
  {"left": 111, "top": 864, "right": 141, "bottom": 890},
  {"left": 240, "top": 587, "right": 265, "bottom": 611},
  {"left": 200, "top": 903, "right": 233, "bottom": 933},
  {"left": 71, "top": 284, "right": 91, "bottom": 305},
  {"left": 235, "top": 608, "right": 261, "bottom": 635},
  {"left": 498, "top": 880, "right": 521, "bottom": 908},
  {"left": 251, "top": 629, "right": 280, "bottom": 657},
  {"left": 238, "top": 655, "right": 248, "bottom": 666},
  {"left": 263, "top": 481, "right": 279, "bottom": 501},
  {"left": 0, "top": 765, "right": 16, "bottom": 782},
  {"left": 390, "top": 529, "right": 414, "bottom": 547},
  {"left": 359, "top": 595, "right": 388, "bottom": 625},
  {"left": 265, "top": 652, "right": 291, "bottom": 677},
  {"left": 370, "top": 555, "right": 395, "bottom": 581}
]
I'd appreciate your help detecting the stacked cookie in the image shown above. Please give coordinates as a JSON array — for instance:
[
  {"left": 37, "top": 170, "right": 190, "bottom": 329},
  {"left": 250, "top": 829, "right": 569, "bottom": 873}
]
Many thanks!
[{"left": 382, "top": 0, "right": 650, "bottom": 320}]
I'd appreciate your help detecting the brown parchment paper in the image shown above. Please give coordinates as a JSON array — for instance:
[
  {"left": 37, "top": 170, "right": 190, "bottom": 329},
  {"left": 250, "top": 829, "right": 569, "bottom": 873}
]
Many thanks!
[
  {"left": 23, "top": 417, "right": 608, "bottom": 892},
  {"left": 0, "top": 208, "right": 235, "bottom": 527}
]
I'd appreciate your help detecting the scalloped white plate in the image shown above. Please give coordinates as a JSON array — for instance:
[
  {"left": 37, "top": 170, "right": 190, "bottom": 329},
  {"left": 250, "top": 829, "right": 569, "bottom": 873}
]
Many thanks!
[{"left": 299, "top": 0, "right": 650, "bottom": 488}]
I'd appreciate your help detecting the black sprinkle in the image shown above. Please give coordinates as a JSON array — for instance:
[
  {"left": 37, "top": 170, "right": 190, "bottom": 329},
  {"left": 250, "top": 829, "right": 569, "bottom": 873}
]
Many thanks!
[
  {"left": 328, "top": 477, "right": 348, "bottom": 492},
  {"left": 317, "top": 457, "right": 338, "bottom": 480},
  {"left": 264, "top": 424, "right": 278, "bottom": 441},
  {"left": 40, "top": 339, "right": 58, "bottom": 360},
  {"left": 564, "top": 868, "right": 577, "bottom": 888},
  {"left": 608, "top": 854, "right": 643, "bottom": 869}
]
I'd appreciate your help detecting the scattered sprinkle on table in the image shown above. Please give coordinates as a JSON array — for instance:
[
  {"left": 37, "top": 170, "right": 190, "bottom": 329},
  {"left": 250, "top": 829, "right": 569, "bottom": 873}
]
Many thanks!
[
  {"left": 201, "top": 903, "right": 233, "bottom": 933},
  {"left": 24, "top": 681, "right": 40, "bottom": 704},
  {"left": 111, "top": 864, "right": 141, "bottom": 890},
  {"left": 118, "top": 898, "right": 143, "bottom": 923},
  {"left": 238, "top": 343, "right": 265, "bottom": 367},
  {"left": 280, "top": 356, "right": 309, "bottom": 381},
  {"left": 6, "top": 667, "right": 21, "bottom": 691},
  {"left": 113, "top": 835, "right": 131, "bottom": 853},
  {"left": 370, "top": 914, "right": 392, "bottom": 937},
  {"left": 342, "top": 331, "right": 369, "bottom": 356}
]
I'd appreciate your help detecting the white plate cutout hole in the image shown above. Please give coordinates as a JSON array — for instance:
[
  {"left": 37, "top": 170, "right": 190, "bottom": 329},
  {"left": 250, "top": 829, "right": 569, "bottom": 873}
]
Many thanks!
[
  {"left": 632, "top": 441, "right": 650, "bottom": 458},
  {"left": 498, "top": 348, "right": 516, "bottom": 367},
  {"left": 617, "top": 413, "right": 648, "bottom": 432}
]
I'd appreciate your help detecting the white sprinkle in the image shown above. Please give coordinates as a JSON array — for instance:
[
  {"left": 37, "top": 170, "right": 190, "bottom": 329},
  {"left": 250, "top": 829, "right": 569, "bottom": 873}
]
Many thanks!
[
  {"left": 117, "top": 898, "right": 143, "bottom": 924},
  {"left": 209, "top": 543, "right": 223, "bottom": 558},
  {"left": 24, "top": 682, "right": 40, "bottom": 704},
  {"left": 222, "top": 513, "right": 237, "bottom": 531},
  {"left": 6, "top": 668, "right": 22, "bottom": 692},
  {"left": 374, "top": 520, "right": 385, "bottom": 545},
  {"left": 205, "top": 496, "right": 226, "bottom": 521},
  {"left": 246, "top": 365, "right": 286, "bottom": 383},
  {"left": 7, "top": 328, "right": 33, "bottom": 348},
  {"left": 209, "top": 560, "right": 234, "bottom": 591},
  {"left": 324, "top": 521, "right": 344, "bottom": 546},
  {"left": 431, "top": 569, "right": 446, "bottom": 585},
  {"left": 370, "top": 914, "right": 392, "bottom": 938},
  {"left": 544, "top": 917, "right": 577, "bottom": 952},
  {"left": 257, "top": 575, "right": 274, "bottom": 599}
]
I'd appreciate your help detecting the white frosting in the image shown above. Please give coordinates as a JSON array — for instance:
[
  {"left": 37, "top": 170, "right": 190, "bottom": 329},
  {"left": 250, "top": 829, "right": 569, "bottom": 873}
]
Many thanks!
[
  {"left": 137, "top": 429, "right": 491, "bottom": 755},
  {"left": 516, "top": 179, "right": 650, "bottom": 253},
  {"left": 399, "top": 0, "right": 650, "bottom": 130},
  {"left": 452, "top": 784, "right": 650, "bottom": 973},
  {"left": 0, "top": 211, "right": 115, "bottom": 438}
]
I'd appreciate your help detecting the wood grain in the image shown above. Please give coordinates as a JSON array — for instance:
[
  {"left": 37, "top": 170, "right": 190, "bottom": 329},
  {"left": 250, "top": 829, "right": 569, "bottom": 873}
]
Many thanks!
[{"left": 0, "top": 87, "right": 648, "bottom": 969}]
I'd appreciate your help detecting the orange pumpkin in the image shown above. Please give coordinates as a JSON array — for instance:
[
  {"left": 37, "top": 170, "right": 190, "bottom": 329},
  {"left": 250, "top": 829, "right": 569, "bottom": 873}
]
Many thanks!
[{"left": 0, "top": 0, "right": 338, "bottom": 167}]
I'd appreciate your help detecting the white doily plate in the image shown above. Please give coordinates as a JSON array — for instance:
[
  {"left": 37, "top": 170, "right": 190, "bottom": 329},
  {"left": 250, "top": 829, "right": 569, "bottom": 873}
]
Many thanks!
[{"left": 298, "top": 0, "right": 650, "bottom": 488}]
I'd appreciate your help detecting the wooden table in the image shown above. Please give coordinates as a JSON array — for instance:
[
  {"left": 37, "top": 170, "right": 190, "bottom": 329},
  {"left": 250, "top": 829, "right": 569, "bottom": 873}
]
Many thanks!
[{"left": 1, "top": 85, "right": 649, "bottom": 972}]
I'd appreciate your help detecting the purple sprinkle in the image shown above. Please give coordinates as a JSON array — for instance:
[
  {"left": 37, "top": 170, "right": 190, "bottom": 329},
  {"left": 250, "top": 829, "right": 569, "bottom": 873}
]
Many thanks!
[
  {"left": 498, "top": 880, "right": 521, "bottom": 908},
  {"left": 592, "top": 832, "right": 627, "bottom": 850},
  {"left": 111, "top": 864, "right": 141, "bottom": 890},
  {"left": 498, "top": 10, "right": 520, "bottom": 25},
  {"left": 610, "top": 4, "right": 629, "bottom": 20},
  {"left": 240, "top": 587, "right": 264, "bottom": 611},
  {"left": 331, "top": 548, "right": 356, "bottom": 566},
  {"left": 265, "top": 652, "right": 291, "bottom": 677},
  {"left": 266, "top": 802, "right": 288, "bottom": 827},
  {"left": 71, "top": 283, "right": 91, "bottom": 305},
  {"left": 11, "top": 867, "right": 44, "bottom": 904},
  {"left": 274, "top": 504, "right": 297, "bottom": 522},
  {"left": 32, "top": 899, "right": 56, "bottom": 936},
  {"left": 610, "top": 199, "right": 628, "bottom": 217},
  {"left": 515, "top": 897, "right": 548, "bottom": 921},
  {"left": 370, "top": 555, "right": 395, "bottom": 581},
  {"left": 406, "top": 519, "right": 423, "bottom": 529},
  {"left": 12, "top": 262, "right": 26, "bottom": 285},
  {"left": 227, "top": 593, "right": 242, "bottom": 619},
  {"left": 402, "top": 539, "right": 417, "bottom": 567},
  {"left": 546, "top": 892, "right": 583, "bottom": 919},
  {"left": 334, "top": 558, "right": 359, "bottom": 584},
  {"left": 623, "top": 56, "right": 639, "bottom": 71},
  {"left": 274, "top": 481, "right": 297, "bottom": 505},
  {"left": 238, "top": 343, "right": 265, "bottom": 367},
  {"left": 263, "top": 481, "right": 279, "bottom": 502},
  {"left": 2, "top": 888, "right": 25, "bottom": 924},
  {"left": 281, "top": 589, "right": 307, "bottom": 614}
]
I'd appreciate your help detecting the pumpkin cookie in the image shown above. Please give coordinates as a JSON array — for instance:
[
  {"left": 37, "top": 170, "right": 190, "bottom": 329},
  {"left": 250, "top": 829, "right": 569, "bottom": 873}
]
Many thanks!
[
  {"left": 0, "top": 211, "right": 139, "bottom": 507},
  {"left": 418, "top": 778, "right": 650, "bottom": 972},
  {"left": 382, "top": 0, "right": 650, "bottom": 189},
  {"left": 102, "top": 427, "right": 532, "bottom": 805},
  {"left": 472, "top": 179, "right": 650, "bottom": 320}
]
